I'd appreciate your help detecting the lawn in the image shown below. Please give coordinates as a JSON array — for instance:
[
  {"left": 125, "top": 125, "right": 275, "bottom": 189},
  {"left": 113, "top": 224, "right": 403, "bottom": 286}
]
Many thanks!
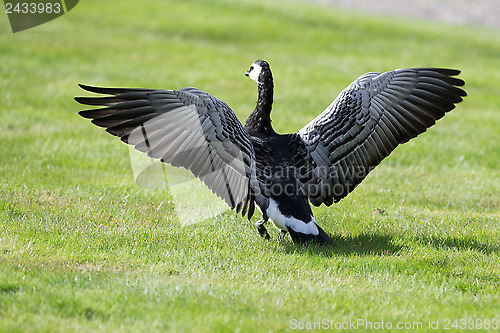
[{"left": 0, "top": 0, "right": 499, "bottom": 331}]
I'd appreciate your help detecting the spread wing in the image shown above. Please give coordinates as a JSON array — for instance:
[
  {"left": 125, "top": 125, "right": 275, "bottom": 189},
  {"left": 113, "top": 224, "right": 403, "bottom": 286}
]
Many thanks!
[
  {"left": 296, "top": 68, "right": 466, "bottom": 206},
  {"left": 75, "top": 85, "right": 256, "bottom": 218}
]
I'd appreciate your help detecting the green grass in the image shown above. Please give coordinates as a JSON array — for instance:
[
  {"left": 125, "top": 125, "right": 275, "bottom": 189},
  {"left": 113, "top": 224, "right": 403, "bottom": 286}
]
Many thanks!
[{"left": 1, "top": 0, "right": 499, "bottom": 331}]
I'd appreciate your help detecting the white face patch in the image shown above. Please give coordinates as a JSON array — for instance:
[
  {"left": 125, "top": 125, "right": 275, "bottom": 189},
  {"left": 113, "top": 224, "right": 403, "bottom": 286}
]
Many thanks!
[{"left": 247, "top": 62, "right": 262, "bottom": 84}]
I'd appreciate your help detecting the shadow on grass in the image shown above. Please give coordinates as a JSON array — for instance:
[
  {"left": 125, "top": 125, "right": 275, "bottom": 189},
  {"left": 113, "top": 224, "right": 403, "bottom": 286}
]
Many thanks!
[
  {"left": 418, "top": 235, "right": 500, "bottom": 254},
  {"left": 282, "top": 233, "right": 499, "bottom": 257},
  {"left": 0, "top": 284, "right": 20, "bottom": 295},
  {"left": 282, "top": 233, "right": 404, "bottom": 257}
]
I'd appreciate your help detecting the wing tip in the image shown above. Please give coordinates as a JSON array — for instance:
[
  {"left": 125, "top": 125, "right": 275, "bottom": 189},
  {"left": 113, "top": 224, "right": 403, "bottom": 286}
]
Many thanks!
[
  {"left": 76, "top": 83, "right": 151, "bottom": 96},
  {"left": 77, "top": 83, "right": 106, "bottom": 94},
  {"left": 77, "top": 109, "right": 94, "bottom": 118}
]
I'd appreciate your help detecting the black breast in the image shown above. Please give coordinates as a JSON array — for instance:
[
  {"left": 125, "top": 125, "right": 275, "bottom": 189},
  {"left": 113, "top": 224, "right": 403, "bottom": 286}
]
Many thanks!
[{"left": 252, "top": 133, "right": 313, "bottom": 222}]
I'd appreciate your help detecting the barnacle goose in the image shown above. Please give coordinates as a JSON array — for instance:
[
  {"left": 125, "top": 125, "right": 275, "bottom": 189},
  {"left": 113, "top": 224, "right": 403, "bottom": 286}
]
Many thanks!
[{"left": 76, "top": 60, "right": 466, "bottom": 246}]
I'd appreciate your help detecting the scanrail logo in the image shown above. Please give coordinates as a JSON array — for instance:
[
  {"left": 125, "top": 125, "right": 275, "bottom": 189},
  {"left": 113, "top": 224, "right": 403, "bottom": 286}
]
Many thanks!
[{"left": 4, "top": 0, "right": 78, "bottom": 32}]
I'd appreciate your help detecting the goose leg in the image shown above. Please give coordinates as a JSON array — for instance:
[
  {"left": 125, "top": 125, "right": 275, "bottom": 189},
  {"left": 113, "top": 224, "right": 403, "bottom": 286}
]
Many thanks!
[
  {"left": 279, "top": 229, "right": 287, "bottom": 240},
  {"left": 255, "top": 219, "right": 270, "bottom": 240}
]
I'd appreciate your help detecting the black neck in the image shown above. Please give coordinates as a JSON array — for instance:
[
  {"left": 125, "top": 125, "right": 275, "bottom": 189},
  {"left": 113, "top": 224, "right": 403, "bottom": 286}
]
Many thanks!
[{"left": 245, "top": 78, "right": 275, "bottom": 135}]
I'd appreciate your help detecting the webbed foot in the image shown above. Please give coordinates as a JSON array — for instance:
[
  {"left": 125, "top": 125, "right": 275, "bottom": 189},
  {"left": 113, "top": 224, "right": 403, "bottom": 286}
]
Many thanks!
[{"left": 255, "top": 219, "right": 270, "bottom": 240}]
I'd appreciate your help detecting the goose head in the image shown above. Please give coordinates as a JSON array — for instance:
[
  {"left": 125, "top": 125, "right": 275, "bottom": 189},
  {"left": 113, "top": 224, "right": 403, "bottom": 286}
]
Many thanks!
[{"left": 245, "top": 60, "right": 272, "bottom": 85}]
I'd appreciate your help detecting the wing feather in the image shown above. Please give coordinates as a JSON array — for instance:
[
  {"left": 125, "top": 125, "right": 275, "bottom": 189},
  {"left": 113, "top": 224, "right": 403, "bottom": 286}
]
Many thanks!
[
  {"left": 297, "top": 68, "right": 466, "bottom": 206},
  {"left": 76, "top": 84, "right": 257, "bottom": 219}
]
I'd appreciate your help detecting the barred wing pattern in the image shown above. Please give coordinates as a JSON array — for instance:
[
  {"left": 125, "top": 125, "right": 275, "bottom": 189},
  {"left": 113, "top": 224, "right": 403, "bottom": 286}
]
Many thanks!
[
  {"left": 297, "top": 68, "right": 466, "bottom": 206},
  {"left": 76, "top": 85, "right": 256, "bottom": 218}
]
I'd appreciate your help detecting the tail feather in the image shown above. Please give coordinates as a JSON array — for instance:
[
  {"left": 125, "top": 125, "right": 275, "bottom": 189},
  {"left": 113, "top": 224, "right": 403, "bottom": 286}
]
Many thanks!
[{"left": 287, "top": 223, "right": 334, "bottom": 246}]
